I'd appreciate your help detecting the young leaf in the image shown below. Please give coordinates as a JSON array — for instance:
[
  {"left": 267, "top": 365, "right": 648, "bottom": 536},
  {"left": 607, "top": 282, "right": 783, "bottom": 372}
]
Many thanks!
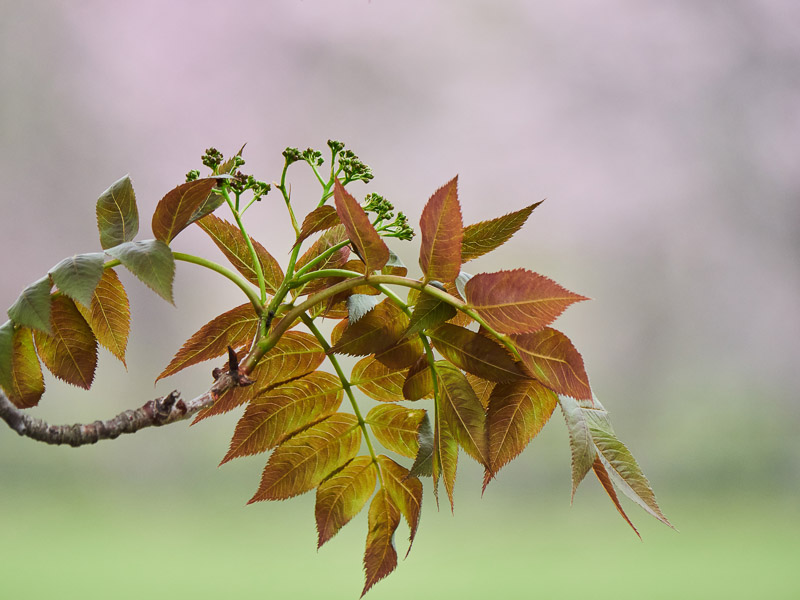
[
  {"left": 33, "top": 296, "right": 97, "bottom": 390},
  {"left": 374, "top": 334, "right": 424, "bottom": 371},
  {"left": 465, "top": 269, "right": 588, "bottom": 335},
  {"left": 362, "top": 488, "right": 401, "bottom": 597},
  {"left": 156, "top": 303, "right": 259, "bottom": 382},
  {"left": 592, "top": 455, "right": 640, "bottom": 538},
  {"left": 48, "top": 253, "right": 106, "bottom": 308},
  {"left": 465, "top": 372, "right": 494, "bottom": 409},
  {"left": 461, "top": 201, "right": 542, "bottom": 263},
  {"left": 558, "top": 394, "right": 595, "bottom": 500},
  {"left": 96, "top": 175, "right": 138, "bottom": 250},
  {"left": 7, "top": 276, "right": 53, "bottom": 334},
  {"left": 298, "top": 205, "right": 341, "bottom": 244},
  {"left": 0, "top": 321, "right": 14, "bottom": 393},
  {"left": 376, "top": 455, "right": 423, "bottom": 552},
  {"left": 408, "top": 413, "right": 434, "bottom": 478},
  {"left": 432, "top": 398, "right": 459, "bottom": 510},
  {"left": 105, "top": 239, "right": 175, "bottom": 304},
  {"left": 333, "top": 180, "right": 389, "bottom": 273},
  {"left": 403, "top": 291, "right": 457, "bottom": 339},
  {"left": 366, "top": 404, "right": 427, "bottom": 458},
  {"left": 351, "top": 356, "right": 406, "bottom": 402},
  {"left": 483, "top": 380, "right": 557, "bottom": 489},
  {"left": 418, "top": 176, "right": 463, "bottom": 284},
  {"left": 436, "top": 362, "right": 490, "bottom": 469},
  {"left": 152, "top": 178, "right": 218, "bottom": 244},
  {"left": 330, "top": 299, "right": 407, "bottom": 357},
  {"left": 428, "top": 323, "right": 526, "bottom": 383},
  {"left": 221, "top": 371, "right": 343, "bottom": 464},
  {"left": 248, "top": 413, "right": 361, "bottom": 502},
  {"left": 2, "top": 326, "right": 45, "bottom": 408},
  {"left": 74, "top": 268, "right": 130, "bottom": 366},
  {"left": 217, "top": 144, "right": 247, "bottom": 175},
  {"left": 402, "top": 356, "right": 434, "bottom": 401},
  {"left": 197, "top": 214, "right": 284, "bottom": 293},
  {"left": 316, "top": 456, "right": 377, "bottom": 548},
  {"left": 382, "top": 250, "right": 408, "bottom": 277},
  {"left": 294, "top": 225, "right": 352, "bottom": 296},
  {"left": 347, "top": 294, "right": 380, "bottom": 324},
  {"left": 512, "top": 327, "right": 592, "bottom": 400}
]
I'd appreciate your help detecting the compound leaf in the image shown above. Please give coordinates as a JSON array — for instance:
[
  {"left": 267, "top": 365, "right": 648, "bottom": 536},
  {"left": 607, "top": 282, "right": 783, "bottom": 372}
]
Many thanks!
[
  {"left": 48, "top": 253, "right": 105, "bottom": 308},
  {"left": 418, "top": 176, "right": 463, "bottom": 284},
  {"left": 106, "top": 239, "right": 175, "bottom": 304},
  {"left": 366, "top": 404, "right": 427, "bottom": 458},
  {"left": 429, "top": 323, "right": 526, "bottom": 383},
  {"left": 333, "top": 180, "right": 389, "bottom": 273},
  {"left": 362, "top": 488, "right": 401, "bottom": 597},
  {"left": 316, "top": 456, "right": 377, "bottom": 548},
  {"left": 461, "top": 201, "right": 542, "bottom": 262},
  {"left": 351, "top": 356, "right": 405, "bottom": 402},
  {"left": 75, "top": 268, "right": 130, "bottom": 366},
  {"left": 96, "top": 175, "right": 138, "bottom": 250},
  {"left": 152, "top": 178, "right": 218, "bottom": 244},
  {"left": 512, "top": 327, "right": 592, "bottom": 400},
  {"left": 7, "top": 276, "right": 53, "bottom": 334}
]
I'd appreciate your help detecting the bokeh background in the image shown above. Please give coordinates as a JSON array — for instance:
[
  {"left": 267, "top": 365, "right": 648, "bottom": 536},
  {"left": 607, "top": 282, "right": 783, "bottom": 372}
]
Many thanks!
[{"left": 1, "top": 1, "right": 798, "bottom": 598}]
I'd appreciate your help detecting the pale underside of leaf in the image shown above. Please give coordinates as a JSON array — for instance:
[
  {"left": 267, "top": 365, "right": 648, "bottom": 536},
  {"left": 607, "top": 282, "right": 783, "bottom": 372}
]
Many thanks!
[
  {"left": 48, "top": 253, "right": 106, "bottom": 308},
  {"left": 7, "top": 276, "right": 53, "bottom": 334},
  {"left": 106, "top": 239, "right": 175, "bottom": 304}
]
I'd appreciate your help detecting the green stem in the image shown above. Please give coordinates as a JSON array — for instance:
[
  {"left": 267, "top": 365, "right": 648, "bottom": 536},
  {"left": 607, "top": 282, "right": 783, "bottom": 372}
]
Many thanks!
[
  {"left": 172, "top": 252, "right": 263, "bottom": 314},
  {"left": 220, "top": 186, "right": 268, "bottom": 304},
  {"left": 291, "top": 240, "right": 351, "bottom": 280}
]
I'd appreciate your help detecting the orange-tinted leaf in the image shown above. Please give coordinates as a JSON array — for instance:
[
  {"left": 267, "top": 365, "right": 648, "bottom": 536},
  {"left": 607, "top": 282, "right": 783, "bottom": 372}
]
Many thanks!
[
  {"left": 465, "top": 269, "right": 588, "bottom": 335},
  {"left": 330, "top": 299, "right": 406, "bottom": 357},
  {"left": 418, "top": 177, "right": 463, "bottom": 284},
  {"left": 366, "top": 405, "right": 426, "bottom": 458},
  {"left": 152, "top": 178, "right": 218, "bottom": 244},
  {"left": 374, "top": 334, "right": 424, "bottom": 370},
  {"left": 7, "top": 276, "right": 52, "bottom": 334},
  {"left": 249, "top": 413, "right": 361, "bottom": 502},
  {"left": 461, "top": 201, "right": 543, "bottom": 262},
  {"left": 404, "top": 291, "right": 457, "bottom": 339},
  {"left": 294, "top": 225, "right": 352, "bottom": 296},
  {"left": 298, "top": 205, "right": 341, "bottom": 244},
  {"left": 75, "top": 268, "right": 130, "bottom": 366},
  {"left": 512, "top": 327, "right": 592, "bottom": 400},
  {"left": 198, "top": 214, "right": 283, "bottom": 293},
  {"left": 96, "top": 175, "right": 138, "bottom": 250},
  {"left": 402, "top": 356, "right": 434, "bottom": 401},
  {"left": 105, "top": 239, "right": 175, "bottom": 304},
  {"left": 432, "top": 396, "right": 459, "bottom": 510},
  {"left": 382, "top": 250, "right": 408, "bottom": 277},
  {"left": 465, "top": 373, "right": 495, "bottom": 409},
  {"left": 429, "top": 323, "right": 526, "bottom": 383},
  {"left": 351, "top": 356, "right": 405, "bottom": 402},
  {"left": 316, "top": 456, "right": 377, "bottom": 548},
  {"left": 558, "top": 394, "right": 595, "bottom": 500},
  {"left": 333, "top": 180, "right": 389, "bottom": 273},
  {"left": 217, "top": 144, "right": 246, "bottom": 175},
  {"left": 221, "top": 371, "right": 343, "bottom": 464},
  {"left": 592, "top": 455, "right": 640, "bottom": 538},
  {"left": 483, "top": 380, "right": 557, "bottom": 489},
  {"left": 436, "top": 362, "right": 489, "bottom": 469},
  {"left": 156, "top": 303, "right": 259, "bottom": 382},
  {"left": 377, "top": 455, "right": 422, "bottom": 552},
  {"left": 362, "top": 488, "right": 401, "bottom": 597},
  {"left": 3, "top": 326, "right": 44, "bottom": 408},
  {"left": 0, "top": 321, "right": 14, "bottom": 393}
]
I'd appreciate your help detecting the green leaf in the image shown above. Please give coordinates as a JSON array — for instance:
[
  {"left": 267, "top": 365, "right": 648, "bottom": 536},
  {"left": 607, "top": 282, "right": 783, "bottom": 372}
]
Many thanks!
[
  {"left": 377, "top": 455, "right": 423, "bottom": 553},
  {"left": 465, "top": 372, "right": 494, "bottom": 409},
  {"left": 592, "top": 455, "right": 640, "bottom": 538},
  {"left": 432, "top": 394, "right": 459, "bottom": 510},
  {"left": 362, "top": 488, "right": 401, "bottom": 597},
  {"left": 418, "top": 176, "right": 463, "bottom": 284},
  {"left": 74, "top": 268, "right": 130, "bottom": 366},
  {"left": 351, "top": 356, "right": 406, "bottom": 402},
  {"left": 3, "top": 327, "right": 45, "bottom": 408},
  {"left": 428, "top": 323, "right": 526, "bottom": 383},
  {"left": 316, "top": 456, "right": 377, "bottom": 548},
  {"left": 408, "top": 412, "right": 433, "bottom": 478},
  {"left": 152, "top": 178, "right": 218, "bottom": 244},
  {"left": 333, "top": 180, "right": 389, "bottom": 273},
  {"left": 7, "top": 276, "right": 53, "bottom": 334},
  {"left": 217, "top": 144, "right": 246, "bottom": 175},
  {"left": 366, "top": 404, "right": 427, "bottom": 458},
  {"left": 0, "top": 321, "right": 14, "bottom": 394},
  {"left": 403, "top": 291, "right": 457, "bottom": 339},
  {"left": 512, "top": 327, "right": 592, "bottom": 400},
  {"left": 48, "top": 253, "right": 105, "bottom": 308},
  {"left": 461, "top": 201, "right": 542, "bottom": 262},
  {"left": 106, "top": 239, "right": 175, "bottom": 304},
  {"left": 294, "top": 225, "right": 351, "bottom": 296},
  {"left": 558, "top": 394, "right": 596, "bottom": 501},
  {"left": 96, "top": 175, "right": 139, "bottom": 250},
  {"left": 436, "top": 362, "right": 490, "bottom": 469},
  {"left": 298, "top": 205, "right": 341, "bottom": 244}
]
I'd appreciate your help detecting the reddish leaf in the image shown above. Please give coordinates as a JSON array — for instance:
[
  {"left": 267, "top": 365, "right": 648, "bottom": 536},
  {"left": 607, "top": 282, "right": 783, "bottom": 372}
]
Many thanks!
[
  {"left": 465, "top": 269, "right": 588, "bottom": 335},
  {"left": 75, "top": 269, "right": 130, "bottom": 366},
  {"left": 152, "top": 178, "right": 218, "bottom": 244},
  {"left": 483, "top": 380, "right": 557, "bottom": 489},
  {"left": 106, "top": 239, "right": 175, "bottom": 304},
  {"left": 512, "top": 327, "right": 592, "bottom": 400},
  {"left": 461, "top": 201, "right": 543, "bottom": 262},
  {"left": 316, "top": 456, "right": 377, "bottom": 548},
  {"left": 377, "top": 455, "right": 423, "bottom": 552},
  {"left": 217, "top": 144, "right": 246, "bottom": 175},
  {"left": 558, "top": 394, "right": 595, "bottom": 500},
  {"left": 96, "top": 175, "right": 138, "bottom": 250},
  {"left": 198, "top": 214, "right": 284, "bottom": 293},
  {"left": 366, "top": 405, "right": 427, "bottom": 458},
  {"left": 333, "top": 180, "right": 389, "bottom": 273},
  {"left": 382, "top": 250, "right": 408, "bottom": 277},
  {"left": 418, "top": 177, "right": 463, "bottom": 284},
  {"left": 7, "top": 276, "right": 53, "bottom": 334},
  {"left": 351, "top": 356, "right": 405, "bottom": 402},
  {"left": 437, "top": 363, "right": 489, "bottom": 469},
  {"left": 249, "top": 413, "right": 361, "bottom": 502},
  {"left": 465, "top": 373, "right": 495, "bottom": 409},
  {"left": 156, "top": 303, "right": 259, "bottom": 382},
  {"left": 404, "top": 291, "right": 457, "bottom": 339},
  {"left": 294, "top": 225, "right": 352, "bottom": 296},
  {"left": 373, "top": 334, "right": 424, "bottom": 370},
  {"left": 3, "top": 326, "right": 44, "bottom": 408},
  {"left": 362, "top": 488, "right": 401, "bottom": 597},
  {"left": 592, "top": 455, "right": 640, "bottom": 538},
  {"left": 33, "top": 296, "right": 97, "bottom": 390},
  {"left": 330, "top": 299, "right": 406, "bottom": 357},
  {"left": 429, "top": 323, "right": 526, "bottom": 383},
  {"left": 402, "top": 356, "right": 434, "bottom": 401},
  {"left": 298, "top": 205, "right": 341, "bottom": 244},
  {"left": 0, "top": 321, "right": 14, "bottom": 393},
  {"left": 432, "top": 396, "right": 459, "bottom": 510},
  {"left": 221, "top": 371, "right": 343, "bottom": 464}
]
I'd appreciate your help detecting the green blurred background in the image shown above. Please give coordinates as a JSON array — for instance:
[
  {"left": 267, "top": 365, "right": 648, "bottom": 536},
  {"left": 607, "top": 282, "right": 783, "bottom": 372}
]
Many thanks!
[{"left": 1, "top": 1, "right": 798, "bottom": 597}]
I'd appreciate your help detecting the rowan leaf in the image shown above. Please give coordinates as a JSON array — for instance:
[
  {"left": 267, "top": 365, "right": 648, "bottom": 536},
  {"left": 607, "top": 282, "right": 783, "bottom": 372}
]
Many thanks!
[
  {"left": 298, "top": 205, "right": 341, "bottom": 244},
  {"left": 2, "top": 326, "right": 45, "bottom": 408},
  {"left": 558, "top": 394, "right": 595, "bottom": 500},
  {"left": 408, "top": 413, "right": 433, "bottom": 478},
  {"left": 366, "top": 404, "right": 426, "bottom": 458},
  {"left": 429, "top": 323, "right": 526, "bottom": 383},
  {"left": 404, "top": 291, "right": 457, "bottom": 339},
  {"left": 0, "top": 321, "right": 14, "bottom": 393},
  {"left": 418, "top": 176, "right": 463, "bottom": 284},
  {"left": 48, "top": 253, "right": 105, "bottom": 308},
  {"left": 362, "top": 488, "right": 401, "bottom": 597},
  {"left": 248, "top": 413, "right": 361, "bottom": 502},
  {"left": 402, "top": 356, "right": 434, "bottom": 401},
  {"left": 75, "top": 268, "right": 130, "bottom": 366},
  {"left": 96, "top": 175, "right": 138, "bottom": 250},
  {"left": 330, "top": 299, "right": 406, "bottom": 357},
  {"left": 221, "top": 371, "right": 343, "bottom": 464},
  {"left": 351, "top": 356, "right": 405, "bottom": 402},
  {"left": 461, "top": 201, "right": 543, "bottom": 262},
  {"left": 217, "top": 143, "right": 246, "bottom": 175},
  {"left": 483, "top": 380, "right": 557, "bottom": 489},
  {"left": 197, "top": 214, "right": 283, "bottom": 293},
  {"left": 592, "top": 455, "right": 640, "bottom": 538},
  {"left": 374, "top": 334, "right": 424, "bottom": 371},
  {"left": 436, "top": 362, "right": 489, "bottom": 469},
  {"left": 156, "top": 303, "right": 259, "bottom": 382},
  {"left": 33, "top": 296, "right": 97, "bottom": 390},
  {"left": 465, "top": 373, "right": 494, "bottom": 409},
  {"left": 465, "top": 269, "right": 588, "bottom": 335},
  {"left": 316, "top": 456, "right": 377, "bottom": 548},
  {"left": 377, "top": 455, "right": 423, "bottom": 552},
  {"left": 294, "top": 225, "right": 351, "bottom": 296},
  {"left": 333, "top": 180, "right": 389, "bottom": 273},
  {"left": 7, "top": 276, "right": 53, "bottom": 334},
  {"left": 432, "top": 397, "right": 459, "bottom": 510},
  {"left": 106, "top": 239, "right": 175, "bottom": 304},
  {"left": 152, "top": 178, "right": 218, "bottom": 244},
  {"left": 512, "top": 327, "right": 592, "bottom": 400}
]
